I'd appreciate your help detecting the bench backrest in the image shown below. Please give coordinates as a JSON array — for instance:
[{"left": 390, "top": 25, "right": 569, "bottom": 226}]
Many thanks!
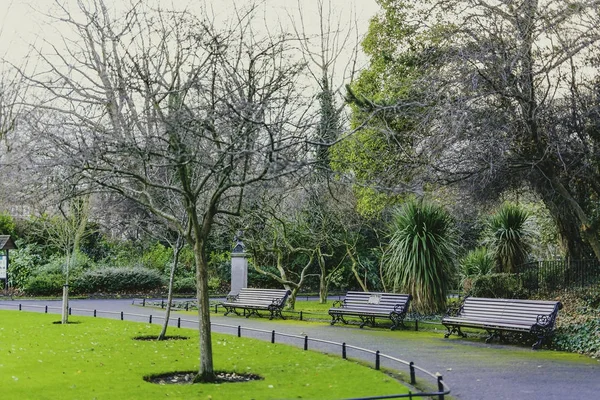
[
  {"left": 234, "top": 288, "right": 291, "bottom": 307},
  {"left": 460, "top": 297, "right": 562, "bottom": 325},
  {"left": 343, "top": 291, "right": 411, "bottom": 312}
]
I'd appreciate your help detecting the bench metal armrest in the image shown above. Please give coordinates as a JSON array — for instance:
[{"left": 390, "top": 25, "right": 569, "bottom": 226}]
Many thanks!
[
  {"left": 536, "top": 313, "right": 554, "bottom": 327},
  {"left": 332, "top": 299, "right": 345, "bottom": 308},
  {"left": 393, "top": 303, "right": 406, "bottom": 313},
  {"left": 226, "top": 293, "right": 239, "bottom": 302}
]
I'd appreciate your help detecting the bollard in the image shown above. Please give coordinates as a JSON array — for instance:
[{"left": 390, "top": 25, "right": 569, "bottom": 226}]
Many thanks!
[
  {"left": 19, "top": 304, "right": 22, "bottom": 311},
  {"left": 142, "top": 298, "right": 146, "bottom": 307},
  {"left": 177, "top": 318, "right": 181, "bottom": 328},
  {"left": 186, "top": 303, "right": 189, "bottom": 312},
  {"left": 45, "top": 305, "right": 48, "bottom": 314},
  {"left": 375, "top": 350, "right": 380, "bottom": 370},
  {"left": 69, "top": 307, "right": 72, "bottom": 315},
  {"left": 409, "top": 362, "right": 416, "bottom": 385},
  {"left": 415, "top": 319, "right": 419, "bottom": 331},
  {"left": 271, "top": 330, "right": 275, "bottom": 344},
  {"left": 149, "top": 315, "right": 153, "bottom": 323},
  {"left": 94, "top": 309, "right": 97, "bottom": 317},
  {"left": 120, "top": 311, "right": 124, "bottom": 321},
  {"left": 342, "top": 342, "right": 347, "bottom": 359},
  {"left": 161, "top": 300, "right": 164, "bottom": 309},
  {"left": 237, "top": 325, "right": 241, "bottom": 338},
  {"left": 300, "top": 311, "right": 303, "bottom": 321},
  {"left": 303, "top": 335, "right": 308, "bottom": 351}
]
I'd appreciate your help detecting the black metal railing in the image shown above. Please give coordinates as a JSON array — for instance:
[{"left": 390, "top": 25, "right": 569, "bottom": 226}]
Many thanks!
[
  {"left": 0, "top": 302, "right": 450, "bottom": 400},
  {"left": 520, "top": 259, "right": 600, "bottom": 293}
]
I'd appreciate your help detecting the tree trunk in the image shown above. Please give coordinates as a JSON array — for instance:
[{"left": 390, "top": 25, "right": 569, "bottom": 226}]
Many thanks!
[
  {"left": 158, "top": 236, "right": 183, "bottom": 341},
  {"left": 61, "top": 284, "right": 69, "bottom": 324},
  {"left": 193, "top": 238, "right": 215, "bottom": 382}
]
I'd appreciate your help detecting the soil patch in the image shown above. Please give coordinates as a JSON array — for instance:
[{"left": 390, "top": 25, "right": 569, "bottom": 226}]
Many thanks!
[
  {"left": 133, "top": 335, "right": 189, "bottom": 341},
  {"left": 144, "top": 371, "right": 263, "bottom": 385}
]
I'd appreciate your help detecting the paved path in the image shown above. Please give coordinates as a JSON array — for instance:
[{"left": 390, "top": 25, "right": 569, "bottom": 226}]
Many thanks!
[{"left": 1, "top": 298, "right": 598, "bottom": 400}]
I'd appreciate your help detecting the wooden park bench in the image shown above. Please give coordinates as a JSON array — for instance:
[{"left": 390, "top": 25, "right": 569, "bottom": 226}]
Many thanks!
[
  {"left": 221, "top": 288, "right": 291, "bottom": 320},
  {"left": 441, "top": 297, "right": 563, "bottom": 349},
  {"left": 328, "top": 291, "right": 412, "bottom": 330}
]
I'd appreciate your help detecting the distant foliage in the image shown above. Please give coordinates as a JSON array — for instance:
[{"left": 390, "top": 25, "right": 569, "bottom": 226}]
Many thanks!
[
  {"left": 73, "top": 267, "right": 165, "bottom": 294},
  {"left": 469, "top": 273, "right": 526, "bottom": 299},
  {"left": 8, "top": 242, "right": 44, "bottom": 288},
  {"left": 384, "top": 199, "right": 457, "bottom": 313}
]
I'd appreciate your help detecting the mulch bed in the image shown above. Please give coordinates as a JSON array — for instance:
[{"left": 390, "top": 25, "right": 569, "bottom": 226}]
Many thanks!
[{"left": 144, "top": 371, "right": 263, "bottom": 384}]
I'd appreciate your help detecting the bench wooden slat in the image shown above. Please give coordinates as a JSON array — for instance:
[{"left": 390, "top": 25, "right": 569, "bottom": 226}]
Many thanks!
[
  {"left": 328, "top": 291, "right": 411, "bottom": 330},
  {"left": 221, "top": 288, "right": 291, "bottom": 320},
  {"left": 441, "top": 296, "right": 562, "bottom": 349}
]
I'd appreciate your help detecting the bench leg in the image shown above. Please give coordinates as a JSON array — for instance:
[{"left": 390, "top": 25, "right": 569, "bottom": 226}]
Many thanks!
[
  {"left": 390, "top": 312, "right": 406, "bottom": 331},
  {"left": 269, "top": 308, "right": 285, "bottom": 320},
  {"left": 223, "top": 306, "right": 240, "bottom": 317},
  {"left": 444, "top": 325, "right": 467, "bottom": 338},
  {"left": 358, "top": 315, "right": 376, "bottom": 328},
  {"left": 532, "top": 336, "right": 544, "bottom": 350},
  {"left": 329, "top": 314, "right": 347, "bottom": 325},
  {"left": 245, "top": 309, "right": 261, "bottom": 318}
]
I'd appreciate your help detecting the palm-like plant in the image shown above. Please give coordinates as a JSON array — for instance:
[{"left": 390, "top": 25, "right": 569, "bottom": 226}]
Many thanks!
[
  {"left": 485, "top": 203, "right": 533, "bottom": 273},
  {"left": 459, "top": 246, "right": 495, "bottom": 292},
  {"left": 384, "top": 199, "right": 457, "bottom": 314}
]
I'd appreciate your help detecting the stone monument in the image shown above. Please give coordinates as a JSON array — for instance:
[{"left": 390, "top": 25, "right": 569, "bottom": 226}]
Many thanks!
[{"left": 229, "top": 230, "right": 248, "bottom": 297}]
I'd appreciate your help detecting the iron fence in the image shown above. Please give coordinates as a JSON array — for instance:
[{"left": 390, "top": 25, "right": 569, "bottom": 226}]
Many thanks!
[
  {"left": 519, "top": 259, "right": 600, "bottom": 293},
  {"left": 0, "top": 301, "right": 450, "bottom": 400}
]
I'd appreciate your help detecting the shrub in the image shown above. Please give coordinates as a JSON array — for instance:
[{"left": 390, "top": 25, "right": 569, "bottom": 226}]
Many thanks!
[
  {"left": 552, "top": 288, "right": 600, "bottom": 358},
  {"left": 384, "top": 199, "right": 457, "bottom": 314},
  {"left": 73, "top": 267, "right": 165, "bottom": 294},
  {"left": 8, "top": 242, "right": 44, "bottom": 288},
  {"left": 23, "top": 274, "right": 65, "bottom": 296},
  {"left": 484, "top": 203, "right": 534, "bottom": 273},
  {"left": 173, "top": 276, "right": 196, "bottom": 294},
  {"left": 469, "top": 273, "right": 527, "bottom": 299}
]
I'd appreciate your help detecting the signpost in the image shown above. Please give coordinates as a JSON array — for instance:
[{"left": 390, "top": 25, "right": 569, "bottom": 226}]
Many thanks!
[
  {"left": 0, "top": 236, "right": 17, "bottom": 290},
  {"left": 0, "top": 254, "right": 6, "bottom": 288}
]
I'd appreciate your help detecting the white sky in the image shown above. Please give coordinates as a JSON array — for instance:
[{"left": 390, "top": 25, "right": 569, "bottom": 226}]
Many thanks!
[{"left": 0, "top": 0, "right": 381, "bottom": 67}]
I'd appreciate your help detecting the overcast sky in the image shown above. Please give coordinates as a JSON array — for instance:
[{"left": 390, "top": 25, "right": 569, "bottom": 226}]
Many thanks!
[{"left": 0, "top": 0, "right": 381, "bottom": 67}]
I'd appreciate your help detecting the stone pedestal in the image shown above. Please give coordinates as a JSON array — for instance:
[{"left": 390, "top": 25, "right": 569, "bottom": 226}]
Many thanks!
[{"left": 229, "top": 252, "right": 248, "bottom": 297}]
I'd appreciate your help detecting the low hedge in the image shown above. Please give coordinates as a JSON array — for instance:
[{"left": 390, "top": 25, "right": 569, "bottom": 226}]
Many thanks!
[
  {"left": 23, "top": 274, "right": 65, "bottom": 296},
  {"left": 469, "top": 273, "right": 527, "bottom": 299},
  {"left": 73, "top": 267, "right": 165, "bottom": 294}
]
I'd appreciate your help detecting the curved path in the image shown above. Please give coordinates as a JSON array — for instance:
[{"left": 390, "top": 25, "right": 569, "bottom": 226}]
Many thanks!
[{"left": 1, "top": 298, "right": 598, "bottom": 400}]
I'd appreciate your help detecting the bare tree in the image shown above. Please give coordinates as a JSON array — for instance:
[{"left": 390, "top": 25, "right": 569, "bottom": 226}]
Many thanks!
[{"left": 20, "top": 1, "right": 315, "bottom": 381}]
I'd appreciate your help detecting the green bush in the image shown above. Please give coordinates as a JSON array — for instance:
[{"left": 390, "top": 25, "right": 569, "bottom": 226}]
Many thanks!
[
  {"left": 73, "top": 267, "right": 165, "bottom": 294},
  {"left": 469, "top": 273, "right": 526, "bottom": 299},
  {"left": 8, "top": 242, "right": 44, "bottom": 288},
  {"left": 23, "top": 274, "right": 65, "bottom": 296},
  {"left": 552, "top": 288, "right": 600, "bottom": 358},
  {"left": 173, "top": 276, "right": 196, "bottom": 294}
]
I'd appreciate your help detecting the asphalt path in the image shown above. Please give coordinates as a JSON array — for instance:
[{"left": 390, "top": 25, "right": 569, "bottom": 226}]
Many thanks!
[{"left": 1, "top": 298, "right": 598, "bottom": 400}]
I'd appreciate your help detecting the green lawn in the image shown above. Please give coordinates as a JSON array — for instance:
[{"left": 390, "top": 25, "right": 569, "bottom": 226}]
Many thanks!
[{"left": 0, "top": 310, "right": 410, "bottom": 400}]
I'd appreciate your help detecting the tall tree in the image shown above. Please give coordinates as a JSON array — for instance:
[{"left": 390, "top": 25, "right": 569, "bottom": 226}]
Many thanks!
[{"left": 20, "top": 1, "right": 315, "bottom": 381}]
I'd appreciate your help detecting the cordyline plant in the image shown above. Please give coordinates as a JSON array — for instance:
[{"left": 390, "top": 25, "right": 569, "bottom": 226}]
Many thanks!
[
  {"left": 384, "top": 199, "right": 457, "bottom": 314},
  {"left": 484, "top": 203, "right": 533, "bottom": 273}
]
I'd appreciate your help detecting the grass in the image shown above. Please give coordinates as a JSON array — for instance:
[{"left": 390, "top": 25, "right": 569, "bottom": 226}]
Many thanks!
[{"left": 0, "top": 310, "right": 410, "bottom": 400}]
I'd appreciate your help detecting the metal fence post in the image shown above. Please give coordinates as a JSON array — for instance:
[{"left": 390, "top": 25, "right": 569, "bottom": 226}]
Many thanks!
[
  {"left": 120, "top": 311, "right": 124, "bottom": 320},
  {"left": 304, "top": 335, "right": 308, "bottom": 351},
  {"left": 94, "top": 309, "right": 97, "bottom": 317},
  {"left": 409, "top": 361, "right": 416, "bottom": 384},
  {"left": 342, "top": 342, "right": 347, "bottom": 359},
  {"left": 149, "top": 315, "right": 152, "bottom": 323},
  {"left": 271, "top": 330, "right": 275, "bottom": 344},
  {"left": 375, "top": 351, "right": 380, "bottom": 370},
  {"left": 177, "top": 318, "right": 181, "bottom": 328},
  {"left": 45, "top": 305, "right": 48, "bottom": 313},
  {"left": 437, "top": 374, "right": 445, "bottom": 400},
  {"left": 237, "top": 325, "right": 241, "bottom": 337}
]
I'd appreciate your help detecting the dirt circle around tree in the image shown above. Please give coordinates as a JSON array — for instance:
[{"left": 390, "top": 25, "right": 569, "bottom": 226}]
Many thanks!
[
  {"left": 132, "top": 335, "right": 190, "bottom": 341},
  {"left": 144, "top": 370, "right": 263, "bottom": 385}
]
